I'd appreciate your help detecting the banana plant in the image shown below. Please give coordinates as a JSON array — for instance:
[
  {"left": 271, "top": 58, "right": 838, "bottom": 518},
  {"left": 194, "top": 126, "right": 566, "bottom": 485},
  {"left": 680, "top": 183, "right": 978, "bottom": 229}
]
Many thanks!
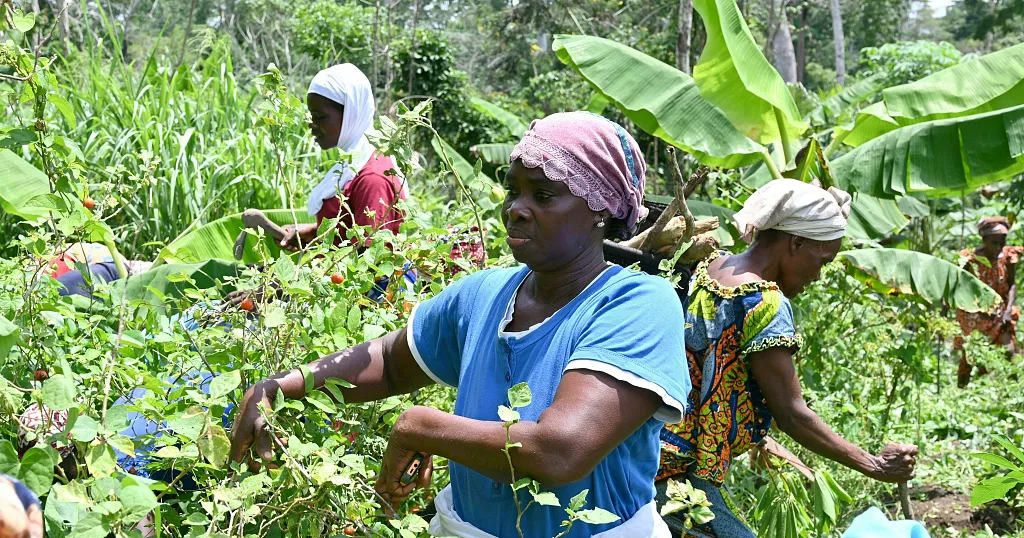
[
  {"left": 552, "top": 24, "right": 1013, "bottom": 309},
  {"left": 155, "top": 209, "right": 316, "bottom": 265}
]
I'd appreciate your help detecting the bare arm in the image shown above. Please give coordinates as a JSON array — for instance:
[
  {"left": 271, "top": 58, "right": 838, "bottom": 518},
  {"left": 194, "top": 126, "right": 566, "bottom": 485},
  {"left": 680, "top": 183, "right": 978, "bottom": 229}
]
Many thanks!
[
  {"left": 749, "top": 347, "right": 916, "bottom": 483},
  {"left": 374, "top": 370, "right": 663, "bottom": 504},
  {"left": 1004, "top": 261, "right": 1016, "bottom": 320},
  {"left": 229, "top": 327, "right": 434, "bottom": 465}
]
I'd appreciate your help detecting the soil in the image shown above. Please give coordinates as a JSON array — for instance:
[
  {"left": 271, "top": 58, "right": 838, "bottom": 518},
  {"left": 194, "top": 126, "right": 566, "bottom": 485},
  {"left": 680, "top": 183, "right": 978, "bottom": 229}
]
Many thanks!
[{"left": 886, "top": 484, "right": 1021, "bottom": 535}]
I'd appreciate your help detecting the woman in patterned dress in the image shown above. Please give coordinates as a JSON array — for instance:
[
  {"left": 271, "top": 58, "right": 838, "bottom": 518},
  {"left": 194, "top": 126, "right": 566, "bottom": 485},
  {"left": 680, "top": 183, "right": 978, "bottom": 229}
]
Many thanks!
[
  {"left": 656, "top": 180, "right": 918, "bottom": 538},
  {"left": 955, "top": 216, "right": 1022, "bottom": 387}
]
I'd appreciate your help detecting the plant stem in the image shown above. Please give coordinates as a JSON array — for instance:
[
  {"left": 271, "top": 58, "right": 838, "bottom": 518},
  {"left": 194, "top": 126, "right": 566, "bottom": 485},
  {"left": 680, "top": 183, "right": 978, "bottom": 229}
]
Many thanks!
[
  {"left": 503, "top": 423, "right": 527, "bottom": 538},
  {"left": 773, "top": 107, "right": 793, "bottom": 167},
  {"left": 760, "top": 149, "right": 784, "bottom": 180},
  {"left": 823, "top": 129, "right": 850, "bottom": 158}
]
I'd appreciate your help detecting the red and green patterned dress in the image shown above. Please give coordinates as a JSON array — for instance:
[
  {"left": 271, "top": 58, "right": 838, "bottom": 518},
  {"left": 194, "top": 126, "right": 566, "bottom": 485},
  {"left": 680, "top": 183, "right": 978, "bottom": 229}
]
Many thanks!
[{"left": 659, "top": 251, "right": 802, "bottom": 487}]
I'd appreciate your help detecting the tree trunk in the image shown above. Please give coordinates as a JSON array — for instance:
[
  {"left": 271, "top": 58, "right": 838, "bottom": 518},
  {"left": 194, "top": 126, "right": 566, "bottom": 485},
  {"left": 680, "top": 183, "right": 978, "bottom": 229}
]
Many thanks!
[
  {"left": 984, "top": 0, "right": 997, "bottom": 51},
  {"left": 796, "top": 3, "right": 807, "bottom": 83},
  {"left": 408, "top": 0, "right": 420, "bottom": 95},
  {"left": 55, "top": 0, "right": 70, "bottom": 54},
  {"left": 177, "top": 0, "right": 197, "bottom": 70},
  {"left": 676, "top": 0, "right": 692, "bottom": 73},
  {"left": 30, "top": 0, "right": 40, "bottom": 50},
  {"left": 830, "top": 0, "right": 846, "bottom": 85},
  {"left": 773, "top": 0, "right": 797, "bottom": 82}
]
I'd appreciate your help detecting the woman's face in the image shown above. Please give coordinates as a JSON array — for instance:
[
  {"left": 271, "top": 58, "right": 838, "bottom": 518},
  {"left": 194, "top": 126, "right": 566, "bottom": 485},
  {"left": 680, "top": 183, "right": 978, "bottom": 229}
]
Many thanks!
[
  {"left": 307, "top": 93, "right": 343, "bottom": 150},
  {"left": 502, "top": 159, "right": 604, "bottom": 271},
  {"left": 982, "top": 233, "right": 1006, "bottom": 256},
  {"left": 778, "top": 236, "right": 843, "bottom": 298}
]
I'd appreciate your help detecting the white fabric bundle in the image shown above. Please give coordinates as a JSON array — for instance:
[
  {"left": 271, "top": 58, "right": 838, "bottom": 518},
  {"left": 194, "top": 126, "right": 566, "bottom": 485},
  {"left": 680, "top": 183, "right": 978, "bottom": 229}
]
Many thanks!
[
  {"left": 306, "top": 63, "right": 378, "bottom": 217},
  {"left": 733, "top": 178, "right": 852, "bottom": 243}
]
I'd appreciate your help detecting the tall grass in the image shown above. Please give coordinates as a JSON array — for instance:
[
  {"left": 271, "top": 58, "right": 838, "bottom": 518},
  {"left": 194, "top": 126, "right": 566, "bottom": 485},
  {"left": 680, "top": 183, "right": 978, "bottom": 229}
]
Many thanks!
[{"left": 60, "top": 31, "right": 334, "bottom": 259}]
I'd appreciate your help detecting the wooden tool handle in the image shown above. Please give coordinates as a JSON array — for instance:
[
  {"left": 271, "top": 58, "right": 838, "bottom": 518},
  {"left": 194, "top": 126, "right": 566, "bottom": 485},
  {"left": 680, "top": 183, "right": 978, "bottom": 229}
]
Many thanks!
[{"left": 898, "top": 480, "right": 914, "bottom": 520}]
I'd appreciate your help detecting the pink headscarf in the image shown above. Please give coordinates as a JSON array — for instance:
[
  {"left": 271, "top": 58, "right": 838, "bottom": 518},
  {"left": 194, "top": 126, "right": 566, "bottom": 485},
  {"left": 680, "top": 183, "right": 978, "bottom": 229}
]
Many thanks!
[{"left": 510, "top": 112, "right": 647, "bottom": 236}]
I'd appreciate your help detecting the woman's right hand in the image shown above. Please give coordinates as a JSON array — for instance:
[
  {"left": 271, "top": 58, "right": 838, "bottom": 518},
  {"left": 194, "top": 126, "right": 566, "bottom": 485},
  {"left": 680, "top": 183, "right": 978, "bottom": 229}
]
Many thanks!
[
  {"left": 229, "top": 381, "right": 281, "bottom": 472},
  {"left": 279, "top": 224, "right": 318, "bottom": 252},
  {"left": 866, "top": 443, "right": 918, "bottom": 483}
]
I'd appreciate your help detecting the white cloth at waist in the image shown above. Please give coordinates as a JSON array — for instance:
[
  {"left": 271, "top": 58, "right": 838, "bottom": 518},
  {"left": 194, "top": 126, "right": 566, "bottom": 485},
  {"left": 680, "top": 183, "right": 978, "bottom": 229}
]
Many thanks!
[{"left": 427, "top": 484, "right": 671, "bottom": 538}]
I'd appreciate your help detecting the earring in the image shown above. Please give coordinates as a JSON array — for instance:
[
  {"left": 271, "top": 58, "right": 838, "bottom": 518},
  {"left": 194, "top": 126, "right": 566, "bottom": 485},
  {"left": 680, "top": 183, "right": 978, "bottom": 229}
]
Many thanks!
[{"left": 597, "top": 221, "right": 606, "bottom": 228}]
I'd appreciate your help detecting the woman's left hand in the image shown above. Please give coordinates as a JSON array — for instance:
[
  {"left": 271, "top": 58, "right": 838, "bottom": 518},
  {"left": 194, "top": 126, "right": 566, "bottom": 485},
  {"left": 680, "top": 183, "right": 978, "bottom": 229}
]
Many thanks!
[{"left": 374, "top": 412, "right": 432, "bottom": 514}]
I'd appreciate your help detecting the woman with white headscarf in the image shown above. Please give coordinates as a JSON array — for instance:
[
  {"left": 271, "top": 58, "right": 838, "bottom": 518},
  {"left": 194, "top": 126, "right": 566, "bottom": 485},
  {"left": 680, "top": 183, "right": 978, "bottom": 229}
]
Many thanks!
[
  {"left": 656, "top": 179, "right": 918, "bottom": 538},
  {"left": 276, "top": 63, "right": 406, "bottom": 250}
]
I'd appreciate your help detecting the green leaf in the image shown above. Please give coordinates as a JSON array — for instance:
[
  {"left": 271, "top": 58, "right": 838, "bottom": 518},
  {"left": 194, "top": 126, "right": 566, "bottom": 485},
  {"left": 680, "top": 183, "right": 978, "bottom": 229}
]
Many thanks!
[
  {"left": 15, "top": 447, "right": 54, "bottom": 496},
  {"left": 42, "top": 374, "right": 77, "bottom": 410},
  {"left": 431, "top": 137, "right": 481, "bottom": 183},
  {"left": 305, "top": 390, "right": 337, "bottom": 414},
  {"left": 341, "top": 453, "right": 366, "bottom": 476},
  {"left": 104, "top": 404, "right": 130, "bottom": 432},
  {"left": 48, "top": 93, "right": 77, "bottom": 129},
  {"left": 840, "top": 43, "right": 1024, "bottom": 147},
  {"left": 471, "top": 143, "right": 516, "bottom": 165},
  {"left": 209, "top": 370, "right": 242, "bottom": 399},
  {"left": 107, "top": 434, "right": 135, "bottom": 458},
  {"left": 553, "top": 35, "right": 764, "bottom": 169},
  {"left": 845, "top": 193, "right": 910, "bottom": 240},
  {"left": 838, "top": 248, "right": 1001, "bottom": 312},
  {"left": 807, "top": 74, "right": 887, "bottom": 126},
  {"left": 690, "top": 0, "right": 807, "bottom": 144},
  {"left": 198, "top": 423, "right": 231, "bottom": 469},
  {"left": 508, "top": 382, "right": 532, "bottom": 409},
  {"left": 346, "top": 305, "right": 362, "bottom": 334},
  {"left": 575, "top": 507, "right": 621, "bottom": 525},
  {"left": 833, "top": 104, "right": 1024, "bottom": 200},
  {"left": 586, "top": 92, "right": 611, "bottom": 114},
  {"left": 263, "top": 305, "right": 287, "bottom": 328},
  {"left": 167, "top": 406, "right": 206, "bottom": 441},
  {"left": 513, "top": 477, "right": 532, "bottom": 491},
  {"left": 469, "top": 98, "right": 528, "bottom": 137},
  {"left": 531, "top": 491, "right": 560, "bottom": 507},
  {"left": 971, "top": 452, "right": 1022, "bottom": 472},
  {"left": 119, "top": 484, "right": 159, "bottom": 524},
  {"left": 497, "top": 405, "right": 520, "bottom": 423},
  {"left": 86, "top": 443, "right": 117, "bottom": 478},
  {"left": 813, "top": 471, "right": 837, "bottom": 522},
  {"left": 363, "top": 324, "right": 387, "bottom": 341},
  {"left": 71, "top": 415, "right": 100, "bottom": 443},
  {"left": 971, "top": 476, "right": 1018, "bottom": 506},
  {"left": 0, "top": 149, "right": 50, "bottom": 222},
  {"left": 0, "top": 314, "right": 19, "bottom": 361},
  {"left": 569, "top": 489, "right": 589, "bottom": 511},
  {"left": 155, "top": 209, "right": 314, "bottom": 265},
  {"left": 10, "top": 9, "right": 36, "bottom": 32},
  {"left": 992, "top": 435, "right": 1024, "bottom": 465}
]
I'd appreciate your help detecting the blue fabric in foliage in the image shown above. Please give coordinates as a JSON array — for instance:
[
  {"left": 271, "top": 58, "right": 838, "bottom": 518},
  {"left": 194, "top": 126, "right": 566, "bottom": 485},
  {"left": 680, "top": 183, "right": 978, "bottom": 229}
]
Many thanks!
[{"left": 842, "top": 507, "right": 931, "bottom": 538}]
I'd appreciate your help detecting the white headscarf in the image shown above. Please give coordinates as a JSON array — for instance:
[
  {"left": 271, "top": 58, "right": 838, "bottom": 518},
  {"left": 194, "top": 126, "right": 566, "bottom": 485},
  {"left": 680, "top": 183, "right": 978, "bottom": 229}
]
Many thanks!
[
  {"left": 306, "top": 63, "right": 379, "bottom": 217},
  {"left": 733, "top": 178, "right": 852, "bottom": 243}
]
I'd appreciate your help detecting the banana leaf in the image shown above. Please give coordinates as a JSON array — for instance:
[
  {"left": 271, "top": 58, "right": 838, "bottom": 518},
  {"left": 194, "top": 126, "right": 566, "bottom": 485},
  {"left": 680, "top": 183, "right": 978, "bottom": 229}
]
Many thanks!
[
  {"left": 0, "top": 149, "right": 50, "bottom": 222},
  {"left": 114, "top": 259, "right": 241, "bottom": 305},
  {"left": 838, "top": 43, "right": 1024, "bottom": 147},
  {"left": 156, "top": 209, "right": 315, "bottom": 265},
  {"left": 806, "top": 74, "right": 886, "bottom": 127},
  {"left": 833, "top": 101, "right": 900, "bottom": 148},
  {"left": 431, "top": 137, "right": 478, "bottom": 183},
  {"left": 691, "top": 0, "right": 807, "bottom": 145},
  {"left": 471, "top": 143, "right": 515, "bottom": 165},
  {"left": 838, "top": 248, "right": 1000, "bottom": 312},
  {"left": 553, "top": 34, "right": 764, "bottom": 169},
  {"left": 844, "top": 193, "right": 910, "bottom": 240},
  {"left": 469, "top": 98, "right": 529, "bottom": 138},
  {"left": 832, "top": 104, "right": 1024, "bottom": 199}
]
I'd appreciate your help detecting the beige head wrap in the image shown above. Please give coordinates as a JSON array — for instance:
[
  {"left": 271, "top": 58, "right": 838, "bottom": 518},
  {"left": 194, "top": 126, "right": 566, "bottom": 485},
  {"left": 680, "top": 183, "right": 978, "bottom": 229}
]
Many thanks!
[{"left": 734, "top": 179, "right": 852, "bottom": 243}]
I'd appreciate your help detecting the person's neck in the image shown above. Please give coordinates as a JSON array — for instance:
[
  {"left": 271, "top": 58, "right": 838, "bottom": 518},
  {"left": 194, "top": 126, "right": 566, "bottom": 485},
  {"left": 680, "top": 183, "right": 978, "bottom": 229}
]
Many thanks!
[
  {"left": 526, "top": 247, "right": 608, "bottom": 307},
  {"left": 726, "top": 242, "right": 782, "bottom": 283}
]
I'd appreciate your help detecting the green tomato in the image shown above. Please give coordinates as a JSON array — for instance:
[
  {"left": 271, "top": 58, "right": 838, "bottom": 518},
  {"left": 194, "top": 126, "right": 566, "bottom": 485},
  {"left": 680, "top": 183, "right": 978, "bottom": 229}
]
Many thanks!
[{"left": 489, "top": 185, "right": 505, "bottom": 204}]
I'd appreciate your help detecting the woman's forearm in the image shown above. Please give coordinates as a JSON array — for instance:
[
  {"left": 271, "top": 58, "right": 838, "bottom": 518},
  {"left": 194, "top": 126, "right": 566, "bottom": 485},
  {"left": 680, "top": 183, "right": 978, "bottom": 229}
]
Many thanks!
[
  {"left": 393, "top": 406, "right": 586, "bottom": 487},
  {"left": 776, "top": 403, "right": 878, "bottom": 476}
]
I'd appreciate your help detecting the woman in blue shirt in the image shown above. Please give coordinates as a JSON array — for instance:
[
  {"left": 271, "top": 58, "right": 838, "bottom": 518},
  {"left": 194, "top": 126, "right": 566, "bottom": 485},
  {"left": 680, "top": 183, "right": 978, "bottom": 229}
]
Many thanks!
[{"left": 230, "top": 112, "right": 690, "bottom": 537}]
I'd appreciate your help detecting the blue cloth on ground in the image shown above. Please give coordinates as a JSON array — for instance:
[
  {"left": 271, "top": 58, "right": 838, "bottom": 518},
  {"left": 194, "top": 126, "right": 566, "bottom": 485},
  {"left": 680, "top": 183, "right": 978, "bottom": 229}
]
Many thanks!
[{"left": 842, "top": 507, "right": 931, "bottom": 538}]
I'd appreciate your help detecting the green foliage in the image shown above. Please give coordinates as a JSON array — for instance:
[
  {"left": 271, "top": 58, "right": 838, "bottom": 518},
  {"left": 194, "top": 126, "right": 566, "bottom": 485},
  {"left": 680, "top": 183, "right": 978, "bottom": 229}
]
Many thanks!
[
  {"left": 660, "top": 479, "right": 716, "bottom": 531},
  {"left": 857, "top": 41, "right": 965, "bottom": 87},
  {"left": 971, "top": 435, "right": 1024, "bottom": 507}
]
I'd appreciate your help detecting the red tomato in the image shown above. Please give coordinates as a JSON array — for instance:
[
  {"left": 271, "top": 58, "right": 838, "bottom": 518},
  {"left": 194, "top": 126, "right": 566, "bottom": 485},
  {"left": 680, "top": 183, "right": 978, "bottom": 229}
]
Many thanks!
[
  {"left": 33, "top": 369, "right": 48, "bottom": 382},
  {"left": 240, "top": 299, "right": 254, "bottom": 311},
  {"left": 331, "top": 273, "right": 345, "bottom": 285},
  {"left": 83, "top": 197, "right": 96, "bottom": 209},
  {"left": 343, "top": 525, "right": 356, "bottom": 536}
]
